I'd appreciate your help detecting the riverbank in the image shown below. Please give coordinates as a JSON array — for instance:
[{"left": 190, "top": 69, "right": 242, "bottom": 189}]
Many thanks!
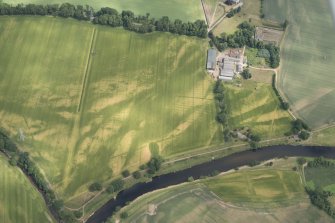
[{"left": 86, "top": 145, "right": 335, "bottom": 223}]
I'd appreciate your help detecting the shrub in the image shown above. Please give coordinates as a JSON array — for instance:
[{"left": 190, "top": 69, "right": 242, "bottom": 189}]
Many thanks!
[
  {"left": 299, "top": 130, "right": 310, "bottom": 140},
  {"left": 241, "top": 69, "right": 252, "bottom": 79},
  {"left": 120, "top": 212, "right": 128, "bottom": 219},
  {"left": 73, "top": 210, "right": 83, "bottom": 219},
  {"left": 89, "top": 182, "right": 102, "bottom": 192},
  {"left": 110, "top": 178, "right": 124, "bottom": 192},
  {"left": 132, "top": 171, "right": 141, "bottom": 179},
  {"left": 121, "top": 170, "right": 130, "bottom": 178}
]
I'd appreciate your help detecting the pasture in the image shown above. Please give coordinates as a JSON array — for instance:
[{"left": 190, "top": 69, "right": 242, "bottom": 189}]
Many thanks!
[
  {"left": 114, "top": 166, "right": 331, "bottom": 223},
  {"left": 5, "top": 0, "right": 204, "bottom": 21},
  {"left": 225, "top": 81, "right": 292, "bottom": 138},
  {"left": 213, "top": 0, "right": 262, "bottom": 35},
  {"left": 309, "top": 126, "right": 335, "bottom": 147},
  {"left": 0, "top": 16, "right": 220, "bottom": 207},
  {"left": 204, "top": 169, "right": 305, "bottom": 207},
  {"left": 264, "top": 0, "right": 335, "bottom": 128},
  {"left": 305, "top": 166, "right": 335, "bottom": 193},
  {"left": 0, "top": 155, "right": 53, "bottom": 223}
]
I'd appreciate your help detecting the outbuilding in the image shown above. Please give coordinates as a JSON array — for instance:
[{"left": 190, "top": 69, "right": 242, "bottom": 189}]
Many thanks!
[{"left": 206, "top": 49, "right": 217, "bottom": 71}]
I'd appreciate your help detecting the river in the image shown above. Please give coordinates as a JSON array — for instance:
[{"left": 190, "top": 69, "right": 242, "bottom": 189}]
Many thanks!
[{"left": 86, "top": 145, "right": 335, "bottom": 223}]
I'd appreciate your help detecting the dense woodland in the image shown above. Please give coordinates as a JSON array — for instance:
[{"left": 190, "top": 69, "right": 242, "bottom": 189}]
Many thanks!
[
  {"left": 0, "top": 2, "right": 208, "bottom": 38},
  {"left": 209, "top": 22, "right": 281, "bottom": 68}
]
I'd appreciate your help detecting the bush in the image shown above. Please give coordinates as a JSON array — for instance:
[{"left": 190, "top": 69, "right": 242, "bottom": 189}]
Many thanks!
[
  {"left": 147, "top": 156, "right": 164, "bottom": 173},
  {"left": 297, "top": 157, "right": 307, "bottom": 166},
  {"left": 106, "top": 185, "right": 114, "bottom": 194},
  {"left": 241, "top": 69, "right": 252, "bottom": 79},
  {"left": 120, "top": 212, "right": 128, "bottom": 219},
  {"left": 122, "top": 170, "right": 130, "bottom": 178},
  {"left": 89, "top": 182, "right": 102, "bottom": 192},
  {"left": 188, "top": 176, "right": 194, "bottom": 182},
  {"left": 110, "top": 178, "right": 124, "bottom": 192},
  {"left": 299, "top": 130, "right": 310, "bottom": 140},
  {"left": 139, "top": 164, "right": 147, "bottom": 170},
  {"left": 73, "top": 210, "right": 83, "bottom": 219},
  {"left": 132, "top": 171, "right": 141, "bottom": 179},
  {"left": 257, "top": 48, "right": 270, "bottom": 58}
]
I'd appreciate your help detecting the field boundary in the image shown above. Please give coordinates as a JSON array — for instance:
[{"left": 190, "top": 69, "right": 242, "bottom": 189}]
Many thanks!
[{"left": 77, "top": 28, "right": 97, "bottom": 112}]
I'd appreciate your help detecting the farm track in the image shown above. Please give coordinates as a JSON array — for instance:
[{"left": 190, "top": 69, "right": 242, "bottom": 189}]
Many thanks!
[
  {"left": 62, "top": 27, "right": 97, "bottom": 191},
  {"left": 77, "top": 28, "right": 97, "bottom": 112}
]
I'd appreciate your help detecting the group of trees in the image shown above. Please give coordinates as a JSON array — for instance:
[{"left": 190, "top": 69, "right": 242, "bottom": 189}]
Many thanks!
[
  {"left": 290, "top": 119, "right": 311, "bottom": 140},
  {"left": 209, "top": 22, "right": 280, "bottom": 68},
  {"left": 227, "top": 6, "right": 241, "bottom": 18},
  {"left": 0, "top": 131, "right": 76, "bottom": 222},
  {"left": 307, "top": 157, "right": 334, "bottom": 168},
  {"left": 0, "top": 3, "right": 208, "bottom": 38},
  {"left": 272, "top": 74, "right": 289, "bottom": 110},
  {"left": 213, "top": 81, "right": 228, "bottom": 126},
  {"left": 306, "top": 187, "right": 335, "bottom": 219},
  {"left": 93, "top": 8, "right": 207, "bottom": 38}
]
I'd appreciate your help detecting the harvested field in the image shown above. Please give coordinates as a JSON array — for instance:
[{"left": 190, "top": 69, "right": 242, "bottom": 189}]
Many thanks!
[
  {"left": 5, "top": 0, "right": 204, "bottom": 21},
  {"left": 0, "top": 155, "right": 53, "bottom": 223},
  {"left": 0, "top": 16, "right": 221, "bottom": 207},
  {"left": 255, "top": 27, "right": 284, "bottom": 46},
  {"left": 225, "top": 80, "right": 292, "bottom": 138},
  {"left": 264, "top": 0, "right": 335, "bottom": 128}
]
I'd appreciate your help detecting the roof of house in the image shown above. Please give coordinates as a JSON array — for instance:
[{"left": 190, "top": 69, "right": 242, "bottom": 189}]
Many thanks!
[
  {"left": 207, "top": 49, "right": 217, "bottom": 70},
  {"left": 219, "top": 76, "right": 233, "bottom": 81}
]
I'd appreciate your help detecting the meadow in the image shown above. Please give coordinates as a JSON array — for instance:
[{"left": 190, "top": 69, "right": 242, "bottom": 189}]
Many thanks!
[
  {"left": 264, "top": 0, "right": 335, "bottom": 128},
  {"left": 204, "top": 169, "right": 305, "bottom": 207},
  {"left": 225, "top": 80, "right": 292, "bottom": 138},
  {"left": 305, "top": 165, "right": 335, "bottom": 193},
  {"left": 114, "top": 165, "right": 332, "bottom": 223},
  {"left": 5, "top": 0, "right": 204, "bottom": 21},
  {"left": 0, "top": 155, "right": 54, "bottom": 223},
  {"left": 213, "top": 0, "right": 262, "bottom": 35},
  {"left": 0, "top": 16, "right": 221, "bottom": 207}
]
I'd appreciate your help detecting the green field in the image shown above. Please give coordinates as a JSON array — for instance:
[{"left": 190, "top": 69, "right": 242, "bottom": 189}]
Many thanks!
[
  {"left": 0, "top": 16, "right": 221, "bottom": 207},
  {"left": 213, "top": 0, "right": 262, "bottom": 35},
  {"left": 114, "top": 165, "right": 332, "bottom": 223},
  {"left": 264, "top": 0, "right": 335, "bottom": 128},
  {"left": 5, "top": 0, "right": 204, "bottom": 21},
  {"left": 305, "top": 165, "right": 335, "bottom": 193},
  {"left": 204, "top": 169, "right": 305, "bottom": 206},
  {"left": 308, "top": 126, "right": 335, "bottom": 146},
  {"left": 0, "top": 155, "right": 54, "bottom": 223},
  {"left": 225, "top": 80, "right": 292, "bottom": 138}
]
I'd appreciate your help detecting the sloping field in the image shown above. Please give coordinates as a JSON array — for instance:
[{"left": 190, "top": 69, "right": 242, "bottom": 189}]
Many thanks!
[
  {"left": 225, "top": 81, "right": 292, "bottom": 138},
  {"left": 264, "top": 0, "right": 335, "bottom": 128},
  {"left": 0, "top": 16, "right": 220, "bottom": 205},
  {"left": 115, "top": 168, "right": 332, "bottom": 223},
  {"left": 0, "top": 155, "right": 53, "bottom": 223},
  {"left": 5, "top": 0, "right": 204, "bottom": 21}
]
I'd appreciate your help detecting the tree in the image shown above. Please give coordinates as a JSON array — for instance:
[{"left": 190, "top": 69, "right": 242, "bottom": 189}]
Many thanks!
[
  {"left": 89, "top": 182, "right": 102, "bottom": 192},
  {"left": 120, "top": 212, "right": 129, "bottom": 219},
  {"left": 110, "top": 178, "right": 124, "bottom": 192},
  {"left": 241, "top": 69, "right": 252, "bottom": 79},
  {"left": 73, "top": 210, "right": 83, "bottom": 219},
  {"left": 132, "top": 171, "right": 141, "bottom": 179},
  {"left": 147, "top": 156, "right": 164, "bottom": 173},
  {"left": 297, "top": 157, "right": 306, "bottom": 166},
  {"left": 299, "top": 130, "right": 310, "bottom": 140},
  {"left": 250, "top": 134, "right": 261, "bottom": 142},
  {"left": 122, "top": 170, "right": 130, "bottom": 178}
]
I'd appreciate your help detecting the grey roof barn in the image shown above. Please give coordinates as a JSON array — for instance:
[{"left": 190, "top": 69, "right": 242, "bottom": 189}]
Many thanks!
[{"left": 207, "top": 49, "right": 217, "bottom": 70}]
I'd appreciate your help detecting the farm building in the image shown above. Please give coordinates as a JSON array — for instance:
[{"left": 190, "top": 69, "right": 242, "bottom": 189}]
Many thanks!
[
  {"left": 226, "top": 0, "right": 241, "bottom": 5},
  {"left": 219, "top": 47, "right": 246, "bottom": 81},
  {"left": 207, "top": 49, "right": 217, "bottom": 71}
]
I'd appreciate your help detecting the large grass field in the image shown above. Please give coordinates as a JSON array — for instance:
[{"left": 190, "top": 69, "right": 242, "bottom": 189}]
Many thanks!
[
  {"left": 264, "top": 0, "right": 335, "bottom": 128},
  {"left": 305, "top": 163, "right": 335, "bottom": 193},
  {"left": 204, "top": 169, "right": 305, "bottom": 207},
  {"left": 5, "top": 0, "right": 205, "bottom": 21},
  {"left": 114, "top": 165, "right": 332, "bottom": 223},
  {"left": 225, "top": 80, "right": 292, "bottom": 138},
  {"left": 0, "top": 155, "right": 54, "bottom": 223},
  {"left": 0, "top": 16, "right": 221, "bottom": 206}
]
